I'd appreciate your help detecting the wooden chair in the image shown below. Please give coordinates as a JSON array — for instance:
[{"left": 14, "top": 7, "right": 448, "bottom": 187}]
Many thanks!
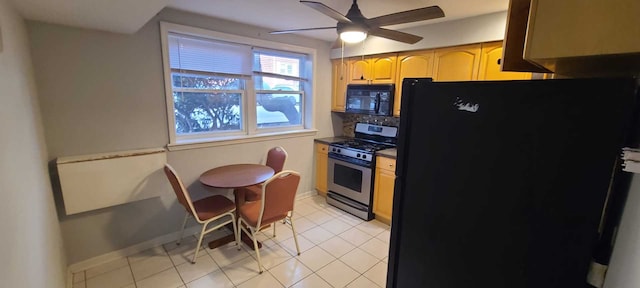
[
  {"left": 164, "top": 164, "right": 239, "bottom": 264},
  {"left": 236, "top": 146, "right": 288, "bottom": 202},
  {"left": 237, "top": 170, "right": 301, "bottom": 273}
]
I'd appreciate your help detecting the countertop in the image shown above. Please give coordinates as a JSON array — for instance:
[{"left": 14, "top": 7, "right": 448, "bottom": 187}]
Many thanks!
[
  {"left": 377, "top": 148, "right": 397, "bottom": 159},
  {"left": 314, "top": 137, "right": 350, "bottom": 145}
]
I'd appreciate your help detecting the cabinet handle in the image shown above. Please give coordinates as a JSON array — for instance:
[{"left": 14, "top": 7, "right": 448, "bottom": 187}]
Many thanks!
[{"left": 497, "top": 58, "right": 502, "bottom": 65}]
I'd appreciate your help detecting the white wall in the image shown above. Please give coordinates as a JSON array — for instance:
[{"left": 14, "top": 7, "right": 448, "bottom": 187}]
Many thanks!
[
  {"left": 604, "top": 175, "right": 640, "bottom": 288},
  {"left": 28, "top": 8, "right": 338, "bottom": 264},
  {"left": 0, "top": 0, "right": 67, "bottom": 286}
]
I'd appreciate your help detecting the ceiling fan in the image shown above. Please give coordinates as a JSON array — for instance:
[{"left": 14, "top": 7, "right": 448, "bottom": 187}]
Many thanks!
[{"left": 270, "top": 0, "right": 445, "bottom": 45}]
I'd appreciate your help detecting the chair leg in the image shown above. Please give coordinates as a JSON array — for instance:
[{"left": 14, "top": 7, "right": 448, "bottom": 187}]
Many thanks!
[
  {"left": 288, "top": 216, "right": 301, "bottom": 256},
  {"left": 273, "top": 222, "right": 276, "bottom": 237},
  {"left": 177, "top": 212, "right": 189, "bottom": 245},
  {"left": 192, "top": 224, "right": 207, "bottom": 264},
  {"left": 250, "top": 228, "right": 264, "bottom": 273},
  {"left": 231, "top": 213, "right": 241, "bottom": 250}
]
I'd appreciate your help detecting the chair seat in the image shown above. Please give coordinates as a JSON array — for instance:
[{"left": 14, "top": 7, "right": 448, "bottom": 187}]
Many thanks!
[
  {"left": 192, "top": 195, "right": 235, "bottom": 222},
  {"left": 238, "top": 200, "right": 286, "bottom": 228},
  {"left": 241, "top": 184, "right": 262, "bottom": 202}
]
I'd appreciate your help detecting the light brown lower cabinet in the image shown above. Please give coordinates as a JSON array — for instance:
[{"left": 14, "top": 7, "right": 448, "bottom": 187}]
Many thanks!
[
  {"left": 373, "top": 156, "right": 396, "bottom": 224},
  {"left": 315, "top": 143, "right": 328, "bottom": 196}
]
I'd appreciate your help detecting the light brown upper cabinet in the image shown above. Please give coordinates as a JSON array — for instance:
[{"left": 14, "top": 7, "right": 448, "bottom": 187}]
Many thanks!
[
  {"left": 394, "top": 50, "right": 435, "bottom": 116},
  {"left": 432, "top": 44, "right": 482, "bottom": 81},
  {"left": 478, "top": 42, "right": 532, "bottom": 80},
  {"left": 348, "top": 58, "right": 371, "bottom": 84},
  {"left": 330, "top": 41, "right": 556, "bottom": 115},
  {"left": 348, "top": 54, "right": 397, "bottom": 85},
  {"left": 331, "top": 59, "right": 348, "bottom": 112}
]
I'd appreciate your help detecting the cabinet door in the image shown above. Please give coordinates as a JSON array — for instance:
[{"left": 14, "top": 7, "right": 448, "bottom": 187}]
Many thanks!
[
  {"left": 502, "top": 0, "right": 552, "bottom": 73},
  {"left": 373, "top": 157, "right": 396, "bottom": 224},
  {"left": 370, "top": 54, "right": 397, "bottom": 84},
  {"left": 524, "top": 0, "right": 640, "bottom": 73},
  {"left": 394, "top": 50, "right": 434, "bottom": 116},
  {"left": 478, "top": 41, "right": 532, "bottom": 80},
  {"left": 348, "top": 58, "right": 371, "bottom": 84},
  {"left": 315, "top": 143, "right": 329, "bottom": 196},
  {"left": 331, "top": 60, "right": 348, "bottom": 112},
  {"left": 433, "top": 44, "right": 482, "bottom": 81}
]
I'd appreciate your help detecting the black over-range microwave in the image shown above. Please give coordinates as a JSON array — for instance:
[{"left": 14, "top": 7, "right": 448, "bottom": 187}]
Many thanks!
[{"left": 345, "top": 84, "right": 395, "bottom": 116}]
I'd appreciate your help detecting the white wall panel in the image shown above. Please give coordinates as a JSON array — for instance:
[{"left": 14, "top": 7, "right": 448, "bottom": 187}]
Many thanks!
[{"left": 57, "top": 148, "right": 168, "bottom": 214}]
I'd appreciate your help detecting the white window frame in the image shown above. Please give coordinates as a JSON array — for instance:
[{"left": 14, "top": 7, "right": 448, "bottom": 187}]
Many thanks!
[{"left": 160, "top": 22, "right": 317, "bottom": 150}]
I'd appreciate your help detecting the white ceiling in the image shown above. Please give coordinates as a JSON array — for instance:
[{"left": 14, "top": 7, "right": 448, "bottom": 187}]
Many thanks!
[
  {"left": 11, "top": 0, "right": 509, "bottom": 42},
  {"left": 10, "top": 0, "right": 172, "bottom": 34}
]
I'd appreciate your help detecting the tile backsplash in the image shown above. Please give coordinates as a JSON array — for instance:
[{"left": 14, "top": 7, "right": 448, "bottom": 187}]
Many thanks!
[{"left": 341, "top": 114, "right": 400, "bottom": 137}]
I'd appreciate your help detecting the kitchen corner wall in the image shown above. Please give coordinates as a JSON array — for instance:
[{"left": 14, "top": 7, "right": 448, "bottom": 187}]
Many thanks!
[
  {"left": 0, "top": 0, "right": 67, "bottom": 286},
  {"left": 28, "top": 8, "right": 335, "bottom": 264}
]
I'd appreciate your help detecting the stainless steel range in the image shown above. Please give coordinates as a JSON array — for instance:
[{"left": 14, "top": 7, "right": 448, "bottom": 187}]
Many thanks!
[{"left": 327, "top": 123, "right": 397, "bottom": 220}]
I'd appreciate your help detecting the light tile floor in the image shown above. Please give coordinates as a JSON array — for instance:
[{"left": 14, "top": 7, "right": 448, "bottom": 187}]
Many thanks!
[{"left": 72, "top": 195, "right": 391, "bottom": 288}]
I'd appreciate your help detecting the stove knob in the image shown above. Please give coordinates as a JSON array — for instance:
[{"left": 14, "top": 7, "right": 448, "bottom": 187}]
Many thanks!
[
  {"left": 356, "top": 153, "right": 361, "bottom": 158},
  {"left": 332, "top": 148, "right": 336, "bottom": 152},
  {"left": 337, "top": 149, "right": 341, "bottom": 153}
]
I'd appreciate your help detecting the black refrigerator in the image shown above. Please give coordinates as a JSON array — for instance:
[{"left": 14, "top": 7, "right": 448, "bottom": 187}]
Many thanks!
[{"left": 388, "top": 78, "right": 639, "bottom": 288}]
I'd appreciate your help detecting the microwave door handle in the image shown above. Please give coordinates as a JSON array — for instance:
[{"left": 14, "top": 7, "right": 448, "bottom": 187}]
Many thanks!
[{"left": 374, "top": 93, "right": 381, "bottom": 114}]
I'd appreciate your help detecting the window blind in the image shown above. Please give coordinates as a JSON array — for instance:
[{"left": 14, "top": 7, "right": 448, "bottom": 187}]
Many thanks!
[{"left": 168, "top": 33, "right": 252, "bottom": 77}]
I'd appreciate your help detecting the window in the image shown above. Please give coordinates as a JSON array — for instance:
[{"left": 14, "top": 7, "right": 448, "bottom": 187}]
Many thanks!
[
  {"left": 253, "top": 49, "right": 305, "bottom": 128},
  {"left": 161, "top": 23, "right": 314, "bottom": 146}
]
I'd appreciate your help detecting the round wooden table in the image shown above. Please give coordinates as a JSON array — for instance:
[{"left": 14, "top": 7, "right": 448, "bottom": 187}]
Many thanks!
[
  {"left": 199, "top": 164, "right": 275, "bottom": 249},
  {"left": 199, "top": 164, "right": 274, "bottom": 189}
]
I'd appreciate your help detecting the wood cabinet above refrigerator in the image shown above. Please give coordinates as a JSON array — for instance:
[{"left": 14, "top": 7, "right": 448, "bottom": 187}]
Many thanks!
[
  {"left": 505, "top": 0, "right": 640, "bottom": 76},
  {"left": 501, "top": 0, "right": 551, "bottom": 73}
]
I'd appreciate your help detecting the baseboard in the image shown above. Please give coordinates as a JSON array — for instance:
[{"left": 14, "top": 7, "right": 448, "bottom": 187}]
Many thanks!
[
  {"left": 67, "top": 225, "right": 201, "bottom": 273},
  {"left": 296, "top": 189, "right": 317, "bottom": 201}
]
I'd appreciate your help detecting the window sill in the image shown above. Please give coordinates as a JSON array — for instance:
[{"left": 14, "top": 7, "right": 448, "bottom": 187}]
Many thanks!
[{"left": 166, "top": 129, "right": 318, "bottom": 151}]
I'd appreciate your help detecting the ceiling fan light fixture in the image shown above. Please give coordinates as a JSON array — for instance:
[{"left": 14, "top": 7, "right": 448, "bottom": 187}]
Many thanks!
[{"left": 340, "top": 30, "right": 367, "bottom": 43}]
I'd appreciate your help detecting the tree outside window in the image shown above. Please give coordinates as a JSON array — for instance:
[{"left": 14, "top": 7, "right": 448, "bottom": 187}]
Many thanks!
[{"left": 172, "top": 74, "right": 242, "bottom": 134}]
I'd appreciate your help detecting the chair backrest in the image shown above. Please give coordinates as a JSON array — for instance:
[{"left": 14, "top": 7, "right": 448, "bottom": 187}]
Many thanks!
[
  {"left": 265, "top": 146, "right": 288, "bottom": 174},
  {"left": 257, "top": 170, "right": 300, "bottom": 228},
  {"left": 163, "top": 164, "right": 196, "bottom": 217}
]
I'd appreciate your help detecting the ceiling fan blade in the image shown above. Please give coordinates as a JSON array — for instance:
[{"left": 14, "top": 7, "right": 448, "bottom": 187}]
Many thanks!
[
  {"left": 270, "top": 27, "right": 336, "bottom": 34},
  {"left": 301, "top": 1, "right": 352, "bottom": 23},
  {"left": 367, "top": 6, "right": 445, "bottom": 27},
  {"left": 368, "top": 27, "right": 423, "bottom": 44}
]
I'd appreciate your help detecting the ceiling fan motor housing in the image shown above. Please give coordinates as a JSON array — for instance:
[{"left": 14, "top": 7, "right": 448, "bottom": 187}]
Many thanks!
[{"left": 337, "top": 0, "right": 369, "bottom": 34}]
